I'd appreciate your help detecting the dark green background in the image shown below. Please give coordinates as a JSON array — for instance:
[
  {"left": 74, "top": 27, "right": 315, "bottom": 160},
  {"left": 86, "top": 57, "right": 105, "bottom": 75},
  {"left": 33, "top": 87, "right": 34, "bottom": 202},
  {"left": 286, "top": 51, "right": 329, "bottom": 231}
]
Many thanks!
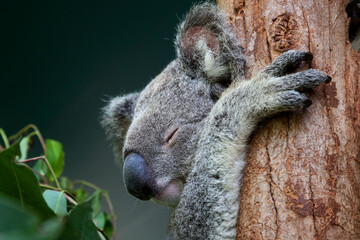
[{"left": 1, "top": 1, "right": 201, "bottom": 239}]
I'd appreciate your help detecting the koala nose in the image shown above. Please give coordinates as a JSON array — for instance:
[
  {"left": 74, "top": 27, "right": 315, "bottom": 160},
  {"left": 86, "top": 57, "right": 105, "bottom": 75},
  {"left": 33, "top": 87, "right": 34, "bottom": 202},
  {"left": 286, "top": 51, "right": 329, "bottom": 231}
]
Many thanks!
[{"left": 123, "top": 153, "right": 157, "bottom": 200}]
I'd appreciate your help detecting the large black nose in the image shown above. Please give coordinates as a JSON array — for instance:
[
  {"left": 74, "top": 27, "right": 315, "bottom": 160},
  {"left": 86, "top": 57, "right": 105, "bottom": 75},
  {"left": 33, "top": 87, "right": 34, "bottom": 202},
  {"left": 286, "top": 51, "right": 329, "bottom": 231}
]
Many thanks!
[{"left": 123, "top": 153, "right": 157, "bottom": 200}]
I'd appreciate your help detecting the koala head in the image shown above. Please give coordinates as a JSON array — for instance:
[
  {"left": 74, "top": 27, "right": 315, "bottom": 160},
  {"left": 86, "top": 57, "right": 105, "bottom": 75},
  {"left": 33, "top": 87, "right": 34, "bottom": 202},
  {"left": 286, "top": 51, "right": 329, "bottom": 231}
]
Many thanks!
[{"left": 101, "top": 3, "right": 244, "bottom": 207}]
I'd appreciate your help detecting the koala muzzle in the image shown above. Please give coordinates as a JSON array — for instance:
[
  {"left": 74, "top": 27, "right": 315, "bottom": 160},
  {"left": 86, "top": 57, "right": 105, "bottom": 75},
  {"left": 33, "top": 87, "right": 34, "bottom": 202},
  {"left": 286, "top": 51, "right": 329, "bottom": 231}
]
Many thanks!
[{"left": 123, "top": 153, "right": 158, "bottom": 200}]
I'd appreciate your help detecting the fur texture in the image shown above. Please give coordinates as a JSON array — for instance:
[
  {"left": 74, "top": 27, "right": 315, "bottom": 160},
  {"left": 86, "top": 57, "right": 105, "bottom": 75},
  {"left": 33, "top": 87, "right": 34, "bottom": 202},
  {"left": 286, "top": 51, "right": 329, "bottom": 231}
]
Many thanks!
[{"left": 101, "top": 3, "right": 330, "bottom": 239}]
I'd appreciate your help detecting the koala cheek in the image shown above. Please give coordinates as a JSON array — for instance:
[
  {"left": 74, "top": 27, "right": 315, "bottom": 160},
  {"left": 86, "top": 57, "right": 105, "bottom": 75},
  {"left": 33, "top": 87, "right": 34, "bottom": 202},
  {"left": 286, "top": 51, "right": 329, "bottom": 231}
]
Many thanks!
[
  {"left": 153, "top": 180, "right": 184, "bottom": 207},
  {"left": 123, "top": 153, "right": 158, "bottom": 200},
  {"left": 158, "top": 181, "right": 183, "bottom": 202}
]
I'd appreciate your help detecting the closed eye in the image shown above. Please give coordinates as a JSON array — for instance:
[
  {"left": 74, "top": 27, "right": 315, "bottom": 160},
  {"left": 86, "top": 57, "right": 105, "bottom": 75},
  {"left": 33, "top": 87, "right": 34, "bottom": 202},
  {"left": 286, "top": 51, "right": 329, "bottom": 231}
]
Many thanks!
[{"left": 164, "top": 126, "right": 180, "bottom": 148}]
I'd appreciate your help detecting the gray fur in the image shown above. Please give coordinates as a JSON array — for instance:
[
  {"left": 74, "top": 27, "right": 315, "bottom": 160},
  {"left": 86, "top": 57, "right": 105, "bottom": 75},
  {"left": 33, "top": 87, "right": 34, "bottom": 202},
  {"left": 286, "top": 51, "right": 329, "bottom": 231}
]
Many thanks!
[
  {"left": 101, "top": 92, "right": 140, "bottom": 162},
  {"left": 101, "top": 3, "right": 330, "bottom": 239}
]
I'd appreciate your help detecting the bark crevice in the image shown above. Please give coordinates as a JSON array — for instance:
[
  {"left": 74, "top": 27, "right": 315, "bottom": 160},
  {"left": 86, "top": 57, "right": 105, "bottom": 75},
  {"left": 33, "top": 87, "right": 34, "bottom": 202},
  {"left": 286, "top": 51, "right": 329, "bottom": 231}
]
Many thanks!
[
  {"left": 265, "top": 134, "right": 279, "bottom": 240},
  {"left": 308, "top": 164, "right": 318, "bottom": 237}
]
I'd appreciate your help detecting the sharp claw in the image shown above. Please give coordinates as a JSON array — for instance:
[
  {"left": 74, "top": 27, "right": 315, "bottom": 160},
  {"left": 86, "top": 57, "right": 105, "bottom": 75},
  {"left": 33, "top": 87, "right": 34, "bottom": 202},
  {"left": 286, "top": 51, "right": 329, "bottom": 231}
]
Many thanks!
[
  {"left": 304, "top": 52, "right": 313, "bottom": 62},
  {"left": 303, "top": 99, "right": 312, "bottom": 108},
  {"left": 325, "top": 76, "right": 332, "bottom": 83}
]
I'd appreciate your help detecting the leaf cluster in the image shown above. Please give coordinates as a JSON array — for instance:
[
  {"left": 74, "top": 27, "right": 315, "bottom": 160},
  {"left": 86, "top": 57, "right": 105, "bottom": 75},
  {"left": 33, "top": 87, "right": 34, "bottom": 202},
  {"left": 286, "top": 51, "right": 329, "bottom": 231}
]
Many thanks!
[{"left": 0, "top": 125, "right": 116, "bottom": 240}]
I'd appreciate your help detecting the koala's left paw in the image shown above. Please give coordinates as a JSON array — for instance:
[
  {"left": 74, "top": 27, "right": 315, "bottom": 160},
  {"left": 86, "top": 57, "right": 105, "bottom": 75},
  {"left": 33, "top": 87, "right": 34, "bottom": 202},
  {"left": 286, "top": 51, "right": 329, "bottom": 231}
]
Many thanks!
[{"left": 255, "top": 50, "right": 331, "bottom": 115}]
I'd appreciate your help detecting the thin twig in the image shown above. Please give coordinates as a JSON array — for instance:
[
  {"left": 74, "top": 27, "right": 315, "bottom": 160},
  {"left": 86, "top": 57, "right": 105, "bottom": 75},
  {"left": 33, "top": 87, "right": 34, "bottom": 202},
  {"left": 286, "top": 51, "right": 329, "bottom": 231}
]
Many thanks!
[
  {"left": 39, "top": 183, "right": 59, "bottom": 191},
  {"left": 8, "top": 124, "right": 46, "bottom": 152},
  {"left": 43, "top": 156, "right": 61, "bottom": 189},
  {"left": 18, "top": 155, "right": 45, "bottom": 163},
  {"left": 29, "top": 124, "right": 46, "bottom": 152},
  {"left": 64, "top": 193, "right": 78, "bottom": 206},
  {"left": 73, "top": 180, "right": 100, "bottom": 190},
  {"left": 96, "top": 226, "right": 109, "bottom": 240}
]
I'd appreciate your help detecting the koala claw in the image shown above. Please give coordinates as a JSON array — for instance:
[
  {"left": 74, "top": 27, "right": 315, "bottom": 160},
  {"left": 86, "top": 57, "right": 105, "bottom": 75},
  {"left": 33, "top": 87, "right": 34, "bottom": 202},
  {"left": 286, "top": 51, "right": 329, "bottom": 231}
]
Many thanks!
[
  {"left": 304, "top": 99, "right": 313, "bottom": 108},
  {"left": 269, "top": 69, "right": 332, "bottom": 92},
  {"left": 325, "top": 75, "right": 332, "bottom": 83},
  {"left": 264, "top": 50, "right": 314, "bottom": 77}
]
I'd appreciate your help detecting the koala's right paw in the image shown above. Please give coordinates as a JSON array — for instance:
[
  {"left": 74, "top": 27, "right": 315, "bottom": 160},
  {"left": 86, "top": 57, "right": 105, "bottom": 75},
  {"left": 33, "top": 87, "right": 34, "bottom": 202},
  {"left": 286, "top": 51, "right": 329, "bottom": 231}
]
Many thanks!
[
  {"left": 255, "top": 50, "right": 331, "bottom": 116},
  {"left": 264, "top": 50, "right": 314, "bottom": 77}
]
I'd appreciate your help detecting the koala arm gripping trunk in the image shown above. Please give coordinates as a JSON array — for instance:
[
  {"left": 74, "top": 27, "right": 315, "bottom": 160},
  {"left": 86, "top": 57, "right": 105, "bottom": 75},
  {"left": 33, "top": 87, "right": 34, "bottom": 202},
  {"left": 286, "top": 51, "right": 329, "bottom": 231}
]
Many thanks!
[
  {"left": 170, "top": 82, "right": 258, "bottom": 240},
  {"left": 170, "top": 50, "right": 331, "bottom": 240}
]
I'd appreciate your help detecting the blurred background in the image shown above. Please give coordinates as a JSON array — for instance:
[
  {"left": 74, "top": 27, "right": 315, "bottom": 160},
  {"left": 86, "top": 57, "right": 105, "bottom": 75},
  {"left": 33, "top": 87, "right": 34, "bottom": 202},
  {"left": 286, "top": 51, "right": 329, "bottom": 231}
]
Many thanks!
[{"left": 1, "top": 0, "right": 202, "bottom": 239}]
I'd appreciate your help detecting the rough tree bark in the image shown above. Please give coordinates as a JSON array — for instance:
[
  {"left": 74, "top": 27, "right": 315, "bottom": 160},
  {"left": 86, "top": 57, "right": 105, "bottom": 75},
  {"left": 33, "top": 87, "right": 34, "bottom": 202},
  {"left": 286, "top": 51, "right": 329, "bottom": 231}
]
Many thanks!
[{"left": 216, "top": 0, "right": 360, "bottom": 239}]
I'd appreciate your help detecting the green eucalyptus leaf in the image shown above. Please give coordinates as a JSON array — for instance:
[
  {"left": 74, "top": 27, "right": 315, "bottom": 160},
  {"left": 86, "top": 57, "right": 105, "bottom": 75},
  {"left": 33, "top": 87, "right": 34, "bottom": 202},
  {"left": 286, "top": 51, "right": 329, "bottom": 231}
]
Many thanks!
[
  {"left": 43, "top": 190, "right": 67, "bottom": 216},
  {"left": 0, "top": 194, "right": 61, "bottom": 240},
  {"left": 38, "top": 218, "right": 63, "bottom": 240},
  {"left": 0, "top": 194, "right": 38, "bottom": 233},
  {"left": 59, "top": 176, "right": 73, "bottom": 190},
  {"left": 74, "top": 189, "right": 89, "bottom": 203},
  {"left": 18, "top": 136, "right": 30, "bottom": 161},
  {"left": 91, "top": 190, "right": 102, "bottom": 218},
  {"left": 45, "top": 139, "right": 65, "bottom": 178},
  {"left": 98, "top": 232, "right": 107, "bottom": 240},
  {"left": 88, "top": 192, "right": 113, "bottom": 239},
  {"left": 58, "top": 198, "right": 100, "bottom": 240},
  {"left": 33, "top": 157, "right": 50, "bottom": 182},
  {"left": 33, "top": 159, "right": 47, "bottom": 182},
  {"left": 95, "top": 212, "right": 105, "bottom": 229},
  {"left": 103, "top": 212, "right": 113, "bottom": 239},
  {"left": 0, "top": 142, "right": 54, "bottom": 220}
]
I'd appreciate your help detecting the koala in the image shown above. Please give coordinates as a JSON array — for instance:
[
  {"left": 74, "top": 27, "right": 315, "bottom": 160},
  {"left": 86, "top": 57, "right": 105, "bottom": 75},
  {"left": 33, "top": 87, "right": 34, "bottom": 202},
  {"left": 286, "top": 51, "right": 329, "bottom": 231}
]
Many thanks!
[{"left": 101, "top": 3, "right": 331, "bottom": 240}]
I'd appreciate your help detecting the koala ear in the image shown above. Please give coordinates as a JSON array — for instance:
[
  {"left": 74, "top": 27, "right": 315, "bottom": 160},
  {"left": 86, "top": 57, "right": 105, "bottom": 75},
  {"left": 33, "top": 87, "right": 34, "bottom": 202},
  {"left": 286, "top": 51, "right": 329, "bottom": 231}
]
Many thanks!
[
  {"left": 176, "top": 3, "right": 245, "bottom": 84},
  {"left": 101, "top": 92, "right": 140, "bottom": 161}
]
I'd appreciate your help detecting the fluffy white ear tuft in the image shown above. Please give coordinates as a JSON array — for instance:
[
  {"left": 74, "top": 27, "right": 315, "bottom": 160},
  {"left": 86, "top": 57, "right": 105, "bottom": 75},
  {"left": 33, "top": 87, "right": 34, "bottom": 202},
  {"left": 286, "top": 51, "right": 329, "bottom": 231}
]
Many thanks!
[{"left": 175, "top": 3, "right": 245, "bottom": 83}]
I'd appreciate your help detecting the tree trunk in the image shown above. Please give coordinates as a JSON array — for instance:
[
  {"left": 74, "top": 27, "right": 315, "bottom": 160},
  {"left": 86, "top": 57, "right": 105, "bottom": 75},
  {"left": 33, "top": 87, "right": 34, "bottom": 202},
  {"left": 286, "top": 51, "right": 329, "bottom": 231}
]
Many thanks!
[{"left": 216, "top": 0, "right": 360, "bottom": 239}]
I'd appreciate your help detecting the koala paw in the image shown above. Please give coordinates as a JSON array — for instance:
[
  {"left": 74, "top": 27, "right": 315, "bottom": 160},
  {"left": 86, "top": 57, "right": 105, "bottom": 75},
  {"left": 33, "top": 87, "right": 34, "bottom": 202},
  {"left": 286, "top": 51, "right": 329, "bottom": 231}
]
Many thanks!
[{"left": 253, "top": 50, "right": 331, "bottom": 116}]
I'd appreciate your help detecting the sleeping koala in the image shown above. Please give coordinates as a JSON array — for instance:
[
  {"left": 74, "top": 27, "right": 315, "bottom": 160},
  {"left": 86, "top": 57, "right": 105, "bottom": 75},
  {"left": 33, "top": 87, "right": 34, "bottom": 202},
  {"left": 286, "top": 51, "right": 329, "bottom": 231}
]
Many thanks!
[{"left": 101, "top": 3, "right": 331, "bottom": 239}]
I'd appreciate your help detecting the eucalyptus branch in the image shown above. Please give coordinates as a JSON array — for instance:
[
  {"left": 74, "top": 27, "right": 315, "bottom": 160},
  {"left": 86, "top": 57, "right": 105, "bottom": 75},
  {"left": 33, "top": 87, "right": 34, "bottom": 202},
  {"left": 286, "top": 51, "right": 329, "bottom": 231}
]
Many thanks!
[
  {"left": 8, "top": 124, "right": 46, "bottom": 152},
  {"left": 2, "top": 125, "right": 117, "bottom": 239},
  {"left": 39, "top": 184, "right": 59, "bottom": 191},
  {"left": 18, "top": 156, "right": 45, "bottom": 163},
  {"left": 27, "top": 131, "right": 37, "bottom": 139},
  {"left": 64, "top": 193, "right": 78, "bottom": 206},
  {"left": 42, "top": 156, "right": 61, "bottom": 188}
]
